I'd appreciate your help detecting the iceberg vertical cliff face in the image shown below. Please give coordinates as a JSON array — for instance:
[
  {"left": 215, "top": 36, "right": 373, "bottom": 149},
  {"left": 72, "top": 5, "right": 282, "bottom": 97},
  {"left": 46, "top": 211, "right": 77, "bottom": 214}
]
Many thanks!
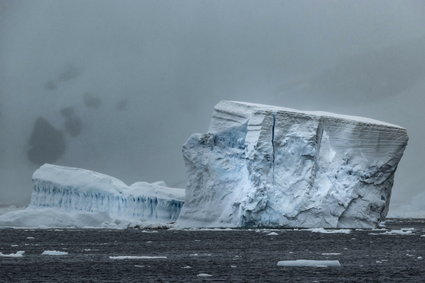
[
  {"left": 30, "top": 164, "right": 185, "bottom": 223},
  {"left": 177, "top": 100, "right": 408, "bottom": 228}
]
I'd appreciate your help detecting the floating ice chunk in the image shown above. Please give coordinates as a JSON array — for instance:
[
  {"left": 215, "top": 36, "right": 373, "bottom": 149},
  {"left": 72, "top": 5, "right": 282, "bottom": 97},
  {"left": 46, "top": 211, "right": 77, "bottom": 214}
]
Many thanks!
[
  {"left": 178, "top": 100, "right": 408, "bottom": 228},
  {"left": 0, "top": 251, "right": 25, "bottom": 257},
  {"left": 277, "top": 260, "right": 341, "bottom": 267},
  {"left": 182, "top": 265, "right": 192, "bottom": 269},
  {"left": 197, "top": 273, "right": 213, "bottom": 277},
  {"left": 266, "top": 232, "right": 279, "bottom": 236},
  {"left": 305, "top": 228, "right": 351, "bottom": 234},
  {"left": 321, "top": 253, "right": 341, "bottom": 256},
  {"left": 41, "top": 250, "right": 68, "bottom": 256},
  {"left": 109, "top": 255, "right": 167, "bottom": 260},
  {"left": 369, "top": 229, "right": 414, "bottom": 235}
]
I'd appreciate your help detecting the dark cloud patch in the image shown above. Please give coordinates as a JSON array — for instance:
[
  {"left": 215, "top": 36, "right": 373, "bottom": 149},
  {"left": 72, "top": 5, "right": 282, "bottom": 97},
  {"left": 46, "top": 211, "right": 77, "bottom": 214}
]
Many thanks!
[
  {"left": 44, "top": 65, "right": 80, "bottom": 91},
  {"left": 64, "top": 115, "right": 83, "bottom": 137},
  {"left": 83, "top": 93, "right": 102, "bottom": 109},
  {"left": 115, "top": 98, "right": 128, "bottom": 111},
  {"left": 60, "top": 107, "right": 83, "bottom": 136},
  {"left": 60, "top": 106, "right": 75, "bottom": 118},
  {"left": 27, "top": 117, "right": 66, "bottom": 165}
]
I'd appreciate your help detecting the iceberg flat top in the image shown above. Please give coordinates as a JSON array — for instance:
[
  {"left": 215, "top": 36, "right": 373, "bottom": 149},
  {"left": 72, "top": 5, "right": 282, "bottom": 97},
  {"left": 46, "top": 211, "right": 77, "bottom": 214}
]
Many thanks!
[{"left": 213, "top": 100, "right": 405, "bottom": 129}]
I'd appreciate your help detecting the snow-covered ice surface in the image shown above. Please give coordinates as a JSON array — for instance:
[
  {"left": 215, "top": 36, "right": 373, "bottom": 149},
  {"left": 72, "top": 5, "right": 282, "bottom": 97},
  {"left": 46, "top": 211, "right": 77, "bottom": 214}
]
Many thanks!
[
  {"left": 277, "top": 260, "right": 341, "bottom": 267},
  {"left": 41, "top": 250, "right": 68, "bottom": 256},
  {"left": 0, "top": 164, "right": 184, "bottom": 228},
  {"left": 178, "top": 100, "right": 408, "bottom": 228}
]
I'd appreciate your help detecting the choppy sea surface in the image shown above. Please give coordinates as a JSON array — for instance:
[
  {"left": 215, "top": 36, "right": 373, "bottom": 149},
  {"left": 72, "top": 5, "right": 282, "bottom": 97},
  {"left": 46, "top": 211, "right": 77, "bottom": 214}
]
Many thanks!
[{"left": 1, "top": 218, "right": 425, "bottom": 282}]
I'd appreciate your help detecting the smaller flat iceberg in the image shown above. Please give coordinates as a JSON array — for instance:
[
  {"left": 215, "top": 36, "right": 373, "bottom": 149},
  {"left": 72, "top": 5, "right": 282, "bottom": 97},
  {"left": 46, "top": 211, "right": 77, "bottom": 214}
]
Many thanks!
[{"left": 0, "top": 164, "right": 185, "bottom": 228}]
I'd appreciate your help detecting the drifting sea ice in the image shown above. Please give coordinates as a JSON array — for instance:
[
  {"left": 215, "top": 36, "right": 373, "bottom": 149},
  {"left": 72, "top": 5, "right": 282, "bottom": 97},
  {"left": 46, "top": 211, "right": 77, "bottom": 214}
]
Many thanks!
[
  {"left": 109, "top": 255, "right": 167, "bottom": 260},
  {"left": 0, "top": 251, "right": 25, "bottom": 257},
  {"left": 41, "top": 250, "right": 68, "bottom": 256},
  {"left": 277, "top": 260, "right": 341, "bottom": 267}
]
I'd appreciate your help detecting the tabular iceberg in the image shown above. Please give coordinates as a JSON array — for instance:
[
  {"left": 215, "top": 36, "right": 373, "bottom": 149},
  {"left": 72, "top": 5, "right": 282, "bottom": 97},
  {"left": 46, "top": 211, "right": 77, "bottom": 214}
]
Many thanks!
[
  {"left": 177, "top": 100, "right": 408, "bottom": 228},
  {"left": 28, "top": 164, "right": 184, "bottom": 225}
]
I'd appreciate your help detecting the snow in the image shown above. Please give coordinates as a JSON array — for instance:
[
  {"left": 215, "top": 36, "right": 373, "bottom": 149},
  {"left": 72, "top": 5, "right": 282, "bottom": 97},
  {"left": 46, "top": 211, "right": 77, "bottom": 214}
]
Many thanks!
[
  {"left": 277, "top": 260, "right": 341, "bottom": 267},
  {"left": 0, "top": 164, "right": 185, "bottom": 228},
  {"left": 109, "top": 255, "right": 167, "bottom": 260},
  {"left": 178, "top": 100, "right": 408, "bottom": 228},
  {"left": 0, "top": 251, "right": 25, "bottom": 257},
  {"left": 41, "top": 250, "right": 68, "bottom": 256}
]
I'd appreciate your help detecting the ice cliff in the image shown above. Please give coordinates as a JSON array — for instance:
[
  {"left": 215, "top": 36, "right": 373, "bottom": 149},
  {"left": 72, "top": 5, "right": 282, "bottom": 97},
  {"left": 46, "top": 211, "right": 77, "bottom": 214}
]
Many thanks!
[
  {"left": 177, "top": 100, "right": 408, "bottom": 228},
  {"left": 29, "top": 164, "right": 184, "bottom": 223}
]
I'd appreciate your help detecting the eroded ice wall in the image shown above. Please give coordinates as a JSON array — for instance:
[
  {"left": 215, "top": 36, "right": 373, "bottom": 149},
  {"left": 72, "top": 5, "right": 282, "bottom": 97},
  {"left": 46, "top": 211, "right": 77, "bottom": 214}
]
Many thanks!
[{"left": 178, "top": 100, "right": 408, "bottom": 228}]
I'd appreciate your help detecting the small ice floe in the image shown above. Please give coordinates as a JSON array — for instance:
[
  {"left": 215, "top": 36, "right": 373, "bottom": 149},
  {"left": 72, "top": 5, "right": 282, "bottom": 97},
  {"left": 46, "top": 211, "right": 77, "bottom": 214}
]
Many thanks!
[
  {"left": 134, "top": 265, "right": 145, "bottom": 268},
  {"left": 266, "top": 232, "right": 279, "bottom": 236},
  {"left": 417, "top": 257, "right": 423, "bottom": 260},
  {"left": 321, "top": 253, "right": 341, "bottom": 256},
  {"left": 376, "top": 260, "right": 382, "bottom": 264},
  {"left": 26, "top": 237, "right": 35, "bottom": 240},
  {"left": 369, "top": 229, "right": 414, "bottom": 236},
  {"left": 0, "top": 251, "right": 25, "bottom": 257},
  {"left": 197, "top": 273, "right": 213, "bottom": 277},
  {"left": 84, "top": 249, "right": 91, "bottom": 251},
  {"left": 421, "top": 235, "right": 425, "bottom": 237},
  {"left": 189, "top": 253, "right": 198, "bottom": 257},
  {"left": 304, "top": 228, "right": 351, "bottom": 234},
  {"left": 277, "top": 260, "right": 341, "bottom": 267},
  {"left": 182, "top": 266, "right": 192, "bottom": 269},
  {"left": 109, "top": 255, "right": 167, "bottom": 260},
  {"left": 10, "top": 245, "right": 18, "bottom": 247},
  {"left": 230, "top": 265, "right": 237, "bottom": 268},
  {"left": 41, "top": 250, "right": 68, "bottom": 256},
  {"left": 142, "top": 230, "right": 158, "bottom": 233}
]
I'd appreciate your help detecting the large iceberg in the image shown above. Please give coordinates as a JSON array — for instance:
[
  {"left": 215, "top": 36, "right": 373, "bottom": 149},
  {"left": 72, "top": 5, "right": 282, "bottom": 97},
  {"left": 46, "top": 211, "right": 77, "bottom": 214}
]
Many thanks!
[
  {"left": 177, "top": 100, "right": 408, "bottom": 228},
  {"left": 0, "top": 164, "right": 185, "bottom": 228}
]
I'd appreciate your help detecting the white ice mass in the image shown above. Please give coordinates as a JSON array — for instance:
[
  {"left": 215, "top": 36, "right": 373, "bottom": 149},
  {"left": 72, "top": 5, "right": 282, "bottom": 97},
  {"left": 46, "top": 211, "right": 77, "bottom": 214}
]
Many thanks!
[
  {"left": 177, "top": 100, "right": 408, "bottom": 228},
  {"left": 0, "top": 164, "right": 184, "bottom": 228}
]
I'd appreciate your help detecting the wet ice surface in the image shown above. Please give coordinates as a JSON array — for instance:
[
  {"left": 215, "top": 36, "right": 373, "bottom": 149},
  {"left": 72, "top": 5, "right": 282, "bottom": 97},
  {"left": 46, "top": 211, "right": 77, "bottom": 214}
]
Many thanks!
[{"left": 1, "top": 219, "right": 425, "bottom": 282}]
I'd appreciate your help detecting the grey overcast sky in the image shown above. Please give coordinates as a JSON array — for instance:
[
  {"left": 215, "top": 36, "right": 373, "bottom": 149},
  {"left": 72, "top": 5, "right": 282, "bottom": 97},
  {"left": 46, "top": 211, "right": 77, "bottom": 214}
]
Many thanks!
[{"left": 1, "top": 0, "right": 424, "bottom": 216}]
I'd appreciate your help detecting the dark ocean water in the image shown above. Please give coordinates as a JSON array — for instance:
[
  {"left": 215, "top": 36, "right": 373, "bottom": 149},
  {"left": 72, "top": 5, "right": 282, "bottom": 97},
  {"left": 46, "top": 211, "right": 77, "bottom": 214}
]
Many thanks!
[{"left": 1, "top": 219, "right": 425, "bottom": 282}]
